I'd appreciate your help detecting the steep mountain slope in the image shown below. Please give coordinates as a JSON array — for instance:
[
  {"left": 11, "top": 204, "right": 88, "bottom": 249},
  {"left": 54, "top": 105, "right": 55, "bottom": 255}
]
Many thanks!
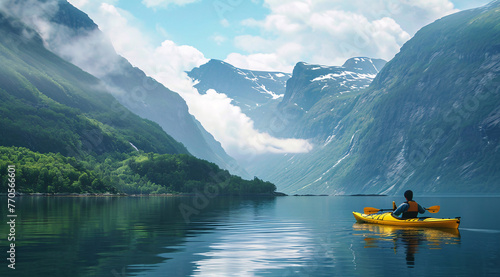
[
  {"left": 0, "top": 11, "right": 187, "bottom": 156},
  {"left": 1, "top": 0, "right": 244, "bottom": 176},
  {"left": 102, "top": 58, "right": 245, "bottom": 176},
  {"left": 257, "top": 1, "right": 500, "bottom": 194},
  {"left": 336, "top": 1, "right": 500, "bottom": 194}
]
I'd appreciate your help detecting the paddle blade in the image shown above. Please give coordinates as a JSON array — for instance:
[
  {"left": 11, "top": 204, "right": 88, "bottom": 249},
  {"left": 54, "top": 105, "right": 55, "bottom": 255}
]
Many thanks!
[
  {"left": 426, "top": 205, "right": 440, "bottom": 213},
  {"left": 363, "top": 207, "right": 381, "bottom": 215}
]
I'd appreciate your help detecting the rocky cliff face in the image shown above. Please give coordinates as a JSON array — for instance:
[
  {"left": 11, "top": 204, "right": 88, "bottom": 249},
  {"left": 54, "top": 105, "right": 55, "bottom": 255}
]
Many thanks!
[{"left": 243, "top": 58, "right": 386, "bottom": 193}]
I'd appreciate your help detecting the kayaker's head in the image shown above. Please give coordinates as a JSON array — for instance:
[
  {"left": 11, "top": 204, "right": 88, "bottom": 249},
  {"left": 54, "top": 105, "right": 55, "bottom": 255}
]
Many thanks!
[{"left": 404, "top": 190, "right": 413, "bottom": 201}]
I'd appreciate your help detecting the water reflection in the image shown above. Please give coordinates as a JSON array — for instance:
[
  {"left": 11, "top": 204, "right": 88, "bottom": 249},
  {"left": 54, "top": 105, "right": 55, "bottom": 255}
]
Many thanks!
[
  {"left": 190, "top": 220, "right": 313, "bottom": 276},
  {"left": 353, "top": 224, "right": 460, "bottom": 268},
  {"left": 4, "top": 196, "right": 498, "bottom": 276}
]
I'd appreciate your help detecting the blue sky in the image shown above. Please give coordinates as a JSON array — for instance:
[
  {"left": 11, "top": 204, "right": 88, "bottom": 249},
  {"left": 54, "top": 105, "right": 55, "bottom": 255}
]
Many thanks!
[
  {"left": 126, "top": 0, "right": 490, "bottom": 61},
  {"left": 114, "top": 1, "right": 268, "bottom": 59}
]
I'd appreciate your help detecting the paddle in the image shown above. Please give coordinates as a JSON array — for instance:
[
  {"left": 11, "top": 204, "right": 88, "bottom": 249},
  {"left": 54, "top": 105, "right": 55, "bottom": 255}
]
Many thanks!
[
  {"left": 363, "top": 205, "right": 440, "bottom": 215},
  {"left": 425, "top": 205, "right": 440, "bottom": 213}
]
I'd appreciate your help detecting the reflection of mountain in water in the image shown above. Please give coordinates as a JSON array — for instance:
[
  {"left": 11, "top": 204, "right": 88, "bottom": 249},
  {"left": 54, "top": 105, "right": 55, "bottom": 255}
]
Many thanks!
[
  {"left": 353, "top": 224, "right": 460, "bottom": 268},
  {"left": 11, "top": 197, "right": 279, "bottom": 276}
]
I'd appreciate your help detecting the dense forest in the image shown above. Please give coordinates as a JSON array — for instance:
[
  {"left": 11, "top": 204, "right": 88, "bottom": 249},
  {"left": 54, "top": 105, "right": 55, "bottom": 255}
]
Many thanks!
[{"left": 0, "top": 146, "right": 276, "bottom": 195}]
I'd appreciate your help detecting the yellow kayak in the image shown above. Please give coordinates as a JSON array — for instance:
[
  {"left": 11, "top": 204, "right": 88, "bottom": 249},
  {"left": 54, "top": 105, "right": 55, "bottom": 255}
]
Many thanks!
[{"left": 353, "top": 211, "right": 460, "bottom": 229}]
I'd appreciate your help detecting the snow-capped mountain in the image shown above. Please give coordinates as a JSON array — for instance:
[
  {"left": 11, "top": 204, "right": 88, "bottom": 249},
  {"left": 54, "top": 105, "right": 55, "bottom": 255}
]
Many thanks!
[
  {"left": 280, "top": 57, "right": 386, "bottom": 114},
  {"left": 188, "top": 59, "right": 291, "bottom": 111},
  {"left": 188, "top": 58, "right": 386, "bottom": 138},
  {"left": 277, "top": 57, "right": 386, "bottom": 139},
  {"left": 188, "top": 59, "right": 291, "bottom": 134}
]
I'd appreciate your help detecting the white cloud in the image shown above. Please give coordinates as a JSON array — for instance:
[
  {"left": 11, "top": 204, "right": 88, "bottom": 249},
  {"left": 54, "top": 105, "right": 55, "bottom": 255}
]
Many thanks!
[
  {"left": 225, "top": 52, "right": 293, "bottom": 72},
  {"left": 227, "top": 36, "right": 304, "bottom": 71},
  {"left": 225, "top": 0, "right": 458, "bottom": 71},
  {"left": 0, "top": 0, "right": 59, "bottom": 23},
  {"left": 0, "top": 0, "right": 123, "bottom": 78},
  {"left": 181, "top": 89, "right": 313, "bottom": 158}
]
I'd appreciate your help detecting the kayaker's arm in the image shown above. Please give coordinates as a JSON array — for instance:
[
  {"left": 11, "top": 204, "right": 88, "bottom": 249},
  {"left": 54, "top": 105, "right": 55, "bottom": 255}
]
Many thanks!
[
  {"left": 418, "top": 204, "right": 426, "bottom": 214},
  {"left": 392, "top": 203, "right": 408, "bottom": 216}
]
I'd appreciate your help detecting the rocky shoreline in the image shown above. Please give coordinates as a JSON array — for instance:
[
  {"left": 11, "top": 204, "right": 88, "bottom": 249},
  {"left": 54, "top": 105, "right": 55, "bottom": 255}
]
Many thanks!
[{"left": 0, "top": 191, "right": 289, "bottom": 197}]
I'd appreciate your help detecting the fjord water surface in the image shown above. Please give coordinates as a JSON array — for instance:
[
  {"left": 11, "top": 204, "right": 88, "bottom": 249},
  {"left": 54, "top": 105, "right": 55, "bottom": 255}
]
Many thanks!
[{"left": 0, "top": 196, "right": 499, "bottom": 276}]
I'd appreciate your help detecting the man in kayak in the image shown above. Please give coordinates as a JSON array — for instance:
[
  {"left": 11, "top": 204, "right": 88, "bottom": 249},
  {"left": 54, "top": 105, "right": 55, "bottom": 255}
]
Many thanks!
[{"left": 393, "top": 190, "right": 426, "bottom": 219}]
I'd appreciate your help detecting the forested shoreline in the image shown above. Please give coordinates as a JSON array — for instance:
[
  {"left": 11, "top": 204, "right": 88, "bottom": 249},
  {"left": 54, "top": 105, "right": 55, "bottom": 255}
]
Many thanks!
[{"left": 0, "top": 146, "right": 277, "bottom": 195}]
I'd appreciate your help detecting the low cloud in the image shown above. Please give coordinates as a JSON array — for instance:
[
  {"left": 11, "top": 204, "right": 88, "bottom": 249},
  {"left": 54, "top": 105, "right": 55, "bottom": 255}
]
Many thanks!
[
  {"left": 181, "top": 89, "right": 313, "bottom": 158},
  {"left": 0, "top": 0, "right": 124, "bottom": 78}
]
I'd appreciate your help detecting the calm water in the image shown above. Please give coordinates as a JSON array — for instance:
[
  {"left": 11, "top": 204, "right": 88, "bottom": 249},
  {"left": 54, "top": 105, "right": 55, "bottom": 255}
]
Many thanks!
[{"left": 1, "top": 196, "right": 499, "bottom": 276}]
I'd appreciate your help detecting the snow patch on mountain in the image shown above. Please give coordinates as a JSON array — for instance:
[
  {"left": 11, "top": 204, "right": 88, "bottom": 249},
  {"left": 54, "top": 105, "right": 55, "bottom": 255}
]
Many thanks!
[{"left": 311, "top": 72, "right": 376, "bottom": 82}]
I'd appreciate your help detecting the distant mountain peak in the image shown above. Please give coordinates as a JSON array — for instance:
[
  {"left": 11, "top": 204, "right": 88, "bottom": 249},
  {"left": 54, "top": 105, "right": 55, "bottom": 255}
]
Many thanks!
[
  {"left": 342, "top": 57, "right": 387, "bottom": 74},
  {"left": 51, "top": 1, "right": 98, "bottom": 31},
  {"left": 188, "top": 59, "right": 291, "bottom": 108},
  {"left": 281, "top": 57, "right": 387, "bottom": 112},
  {"left": 195, "top": 59, "right": 235, "bottom": 72}
]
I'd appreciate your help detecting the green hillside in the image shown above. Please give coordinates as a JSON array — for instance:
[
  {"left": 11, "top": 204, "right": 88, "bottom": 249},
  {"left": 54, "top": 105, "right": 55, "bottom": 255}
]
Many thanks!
[
  {"left": 0, "top": 12, "right": 276, "bottom": 195},
  {"left": 0, "top": 12, "right": 188, "bottom": 156}
]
